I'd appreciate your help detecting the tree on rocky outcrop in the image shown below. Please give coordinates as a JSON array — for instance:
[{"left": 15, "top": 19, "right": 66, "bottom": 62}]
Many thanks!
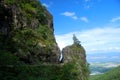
[
  {"left": 62, "top": 34, "right": 89, "bottom": 80},
  {"left": 73, "top": 34, "right": 81, "bottom": 46}
]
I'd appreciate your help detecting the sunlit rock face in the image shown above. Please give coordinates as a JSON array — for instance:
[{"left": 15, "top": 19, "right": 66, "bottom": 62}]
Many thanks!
[
  {"left": 62, "top": 34, "right": 86, "bottom": 63},
  {"left": 62, "top": 44, "right": 86, "bottom": 63}
]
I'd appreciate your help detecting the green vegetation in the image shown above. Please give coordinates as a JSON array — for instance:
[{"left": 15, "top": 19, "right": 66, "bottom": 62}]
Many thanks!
[
  {"left": 72, "top": 35, "right": 89, "bottom": 80},
  {"left": 0, "top": 61, "right": 82, "bottom": 80},
  {"left": 0, "top": 49, "right": 83, "bottom": 80},
  {"left": 63, "top": 34, "right": 89, "bottom": 80},
  {"left": 0, "top": 51, "right": 19, "bottom": 66},
  {"left": 90, "top": 66, "right": 120, "bottom": 80},
  {"left": 73, "top": 34, "right": 81, "bottom": 46},
  {"left": 0, "top": 0, "right": 89, "bottom": 80},
  {"left": 90, "top": 66, "right": 113, "bottom": 74},
  {"left": 5, "top": 0, "right": 48, "bottom": 25},
  {"left": 37, "top": 25, "right": 54, "bottom": 45},
  {"left": 0, "top": 0, "right": 56, "bottom": 63}
]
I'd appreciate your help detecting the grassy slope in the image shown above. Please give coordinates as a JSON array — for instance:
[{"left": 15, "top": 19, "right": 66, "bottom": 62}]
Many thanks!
[{"left": 90, "top": 66, "right": 120, "bottom": 80}]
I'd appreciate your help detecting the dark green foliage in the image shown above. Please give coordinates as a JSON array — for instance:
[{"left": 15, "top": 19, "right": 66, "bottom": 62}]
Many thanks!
[
  {"left": 90, "top": 66, "right": 120, "bottom": 80},
  {"left": 12, "top": 27, "right": 55, "bottom": 63},
  {"left": 0, "top": 63, "right": 81, "bottom": 80},
  {"left": 0, "top": 35, "right": 16, "bottom": 53},
  {"left": 73, "top": 34, "right": 81, "bottom": 46},
  {"left": 59, "top": 62, "right": 78, "bottom": 80},
  {"left": 5, "top": 0, "right": 48, "bottom": 26},
  {"left": 37, "top": 25, "right": 54, "bottom": 45},
  {"left": 0, "top": 0, "right": 57, "bottom": 63},
  {"left": 0, "top": 51, "right": 19, "bottom": 66},
  {"left": 0, "top": 50, "right": 87, "bottom": 80}
]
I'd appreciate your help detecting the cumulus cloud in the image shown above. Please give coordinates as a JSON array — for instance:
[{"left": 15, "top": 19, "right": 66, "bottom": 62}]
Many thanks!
[
  {"left": 61, "top": 12, "right": 89, "bottom": 22},
  {"left": 110, "top": 16, "right": 120, "bottom": 22},
  {"left": 55, "top": 27, "right": 120, "bottom": 54},
  {"left": 61, "top": 12, "right": 75, "bottom": 16},
  {"left": 80, "top": 17, "right": 89, "bottom": 22},
  {"left": 61, "top": 11, "right": 78, "bottom": 20}
]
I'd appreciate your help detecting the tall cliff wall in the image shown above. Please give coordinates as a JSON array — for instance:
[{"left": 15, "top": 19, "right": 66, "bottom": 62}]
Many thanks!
[
  {"left": 0, "top": 0, "right": 89, "bottom": 80},
  {"left": 0, "top": 0, "right": 60, "bottom": 64}
]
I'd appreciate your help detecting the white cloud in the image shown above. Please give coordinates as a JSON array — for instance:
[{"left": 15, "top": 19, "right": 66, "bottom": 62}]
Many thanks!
[
  {"left": 110, "top": 16, "right": 120, "bottom": 22},
  {"left": 61, "top": 12, "right": 75, "bottom": 16},
  {"left": 55, "top": 27, "right": 120, "bottom": 54},
  {"left": 61, "top": 12, "right": 78, "bottom": 20},
  {"left": 42, "top": 2, "right": 53, "bottom": 8},
  {"left": 42, "top": 3, "right": 50, "bottom": 8},
  {"left": 72, "top": 16, "right": 78, "bottom": 20},
  {"left": 80, "top": 17, "right": 89, "bottom": 22}
]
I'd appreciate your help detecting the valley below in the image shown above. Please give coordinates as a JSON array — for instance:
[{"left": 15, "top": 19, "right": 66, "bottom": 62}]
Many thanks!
[
  {"left": 87, "top": 52, "right": 120, "bottom": 75},
  {"left": 89, "top": 62, "right": 120, "bottom": 75}
]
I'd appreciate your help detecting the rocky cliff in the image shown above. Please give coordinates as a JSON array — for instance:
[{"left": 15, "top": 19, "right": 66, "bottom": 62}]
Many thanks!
[
  {"left": 0, "top": 0, "right": 89, "bottom": 80},
  {"left": 0, "top": 0, "right": 60, "bottom": 64},
  {"left": 62, "top": 44, "right": 86, "bottom": 63},
  {"left": 62, "top": 35, "right": 89, "bottom": 80}
]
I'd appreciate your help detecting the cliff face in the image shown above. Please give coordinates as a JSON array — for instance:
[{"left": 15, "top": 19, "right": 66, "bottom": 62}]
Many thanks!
[
  {"left": 0, "top": 0, "right": 60, "bottom": 64},
  {"left": 62, "top": 36, "right": 89, "bottom": 80},
  {"left": 62, "top": 44, "right": 86, "bottom": 63},
  {"left": 0, "top": 0, "right": 89, "bottom": 80}
]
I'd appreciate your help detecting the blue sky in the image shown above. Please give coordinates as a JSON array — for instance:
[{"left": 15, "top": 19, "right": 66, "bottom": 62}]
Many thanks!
[{"left": 40, "top": 0, "right": 120, "bottom": 54}]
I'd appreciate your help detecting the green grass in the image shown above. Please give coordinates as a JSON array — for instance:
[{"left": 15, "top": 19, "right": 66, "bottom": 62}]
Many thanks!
[
  {"left": 0, "top": 62, "right": 85, "bottom": 80},
  {"left": 0, "top": 50, "right": 88, "bottom": 80},
  {"left": 89, "top": 66, "right": 120, "bottom": 80}
]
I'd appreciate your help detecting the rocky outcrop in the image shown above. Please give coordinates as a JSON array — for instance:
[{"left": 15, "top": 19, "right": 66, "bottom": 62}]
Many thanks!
[
  {"left": 62, "top": 35, "right": 89, "bottom": 80},
  {"left": 62, "top": 44, "right": 86, "bottom": 63},
  {"left": 0, "top": 0, "right": 60, "bottom": 64}
]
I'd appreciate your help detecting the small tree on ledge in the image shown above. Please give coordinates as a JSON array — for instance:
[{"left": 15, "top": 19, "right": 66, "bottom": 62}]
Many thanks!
[{"left": 73, "top": 34, "right": 81, "bottom": 46}]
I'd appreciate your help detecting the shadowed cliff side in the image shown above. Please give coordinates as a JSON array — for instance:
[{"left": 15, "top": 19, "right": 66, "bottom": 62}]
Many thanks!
[{"left": 0, "top": 0, "right": 60, "bottom": 64}]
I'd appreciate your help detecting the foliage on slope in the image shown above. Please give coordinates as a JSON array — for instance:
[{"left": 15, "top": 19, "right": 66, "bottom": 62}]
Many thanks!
[
  {"left": 0, "top": 0, "right": 59, "bottom": 64},
  {"left": 0, "top": 52, "right": 82, "bottom": 80},
  {"left": 90, "top": 66, "right": 120, "bottom": 80}
]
